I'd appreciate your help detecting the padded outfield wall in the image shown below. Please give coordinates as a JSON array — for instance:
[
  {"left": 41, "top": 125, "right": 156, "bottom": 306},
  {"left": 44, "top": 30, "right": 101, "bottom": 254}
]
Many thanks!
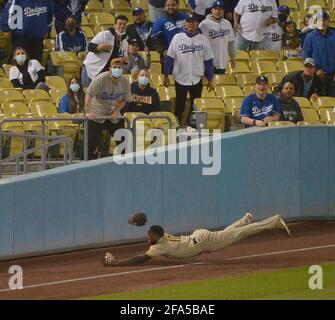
[{"left": 0, "top": 126, "right": 334, "bottom": 260}]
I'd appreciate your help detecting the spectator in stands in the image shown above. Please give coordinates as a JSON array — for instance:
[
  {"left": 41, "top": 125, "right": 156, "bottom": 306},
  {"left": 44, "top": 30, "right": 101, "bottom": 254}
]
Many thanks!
[
  {"left": 1, "top": 0, "right": 54, "bottom": 62},
  {"left": 164, "top": 13, "right": 214, "bottom": 124},
  {"left": 54, "top": 0, "right": 88, "bottom": 34},
  {"left": 301, "top": 14, "right": 315, "bottom": 47},
  {"left": 240, "top": 76, "right": 281, "bottom": 127},
  {"left": 277, "top": 5, "right": 290, "bottom": 26},
  {"left": 149, "top": 0, "right": 166, "bottom": 23},
  {"left": 82, "top": 15, "right": 129, "bottom": 87},
  {"left": 303, "top": 12, "right": 335, "bottom": 97},
  {"left": 275, "top": 58, "right": 323, "bottom": 100},
  {"left": 123, "top": 39, "right": 151, "bottom": 78},
  {"left": 282, "top": 21, "right": 301, "bottom": 49},
  {"left": 126, "top": 69, "right": 161, "bottom": 114},
  {"left": 55, "top": 16, "right": 87, "bottom": 53},
  {"left": 126, "top": 7, "right": 154, "bottom": 51},
  {"left": 199, "top": 1, "right": 236, "bottom": 74},
  {"left": 234, "top": 0, "right": 278, "bottom": 51},
  {"left": 9, "top": 46, "right": 48, "bottom": 90},
  {"left": 59, "top": 76, "right": 85, "bottom": 114},
  {"left": 151, "top": 0, "right": 188, "bottom": 70},
  {"left": 279, "top": 82, "right": 304, "bottom": 124},
  {"left": 223, "top": 0, "right": 238, "bottom": 27},
  {"left": 85, "top": 58, "right": 131, "bottom": 159},
  {"left": 264, "top": 22, "right": 282, "bottom": 52},
  {"left": 188, "top": 0, "right": 213, "bottom": 22}
]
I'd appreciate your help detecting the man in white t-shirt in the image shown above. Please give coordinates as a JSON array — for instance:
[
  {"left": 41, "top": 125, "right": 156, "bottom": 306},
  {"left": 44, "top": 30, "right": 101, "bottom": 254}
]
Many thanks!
[
  {"left": 199, "top": 0, "right": 236, "bottom": 74},
  {"left": 234, "top": 0, "right": 278, "bottom": 51},
  {"left": 163, "top": 13, "right": 214, "bottom": 124},
  {"left": 103, "top": 213, "right": 291, "bottom": 266}
]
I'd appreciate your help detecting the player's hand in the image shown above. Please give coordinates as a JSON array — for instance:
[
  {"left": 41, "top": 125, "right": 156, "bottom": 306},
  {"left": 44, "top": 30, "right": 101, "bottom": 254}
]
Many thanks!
[
  {"left": 162, "top": 49, "right": 168, "bottom": 57},
  {"left": 86, "top": 112, "right": 95, "bottom": 120},
  {"left": 255, "top": 120, "right": 266, "bottom": 127},
  {"left": 163, "top": 76, "right": 170, "bottom": 87},
  {"left": 103, "top": 252, "right": 119, "bottom": 266},
  {"left": 98, "top": 43, "right": 113, "bottom": 52},
  {"left": 207, "top": 81, "right": 214, "bottom": 92}
]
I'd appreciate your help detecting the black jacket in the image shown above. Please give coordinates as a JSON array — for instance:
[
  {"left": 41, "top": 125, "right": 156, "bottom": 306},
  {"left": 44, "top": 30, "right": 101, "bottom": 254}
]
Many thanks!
[
  {"left": 126, "top": 21, "right": 154, "bottom": 51},
  {"left": 275, "top": 71, "right": 324, "bottom": 98},
  {"left": 125, "top": 82, "right": 161, "bottom": 115}
]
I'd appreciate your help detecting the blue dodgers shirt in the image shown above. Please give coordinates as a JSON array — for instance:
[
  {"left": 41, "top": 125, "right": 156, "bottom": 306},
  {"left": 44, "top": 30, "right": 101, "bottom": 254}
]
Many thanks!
[{"left": 240, "top": 93, "right": 281, "bottom": 121}]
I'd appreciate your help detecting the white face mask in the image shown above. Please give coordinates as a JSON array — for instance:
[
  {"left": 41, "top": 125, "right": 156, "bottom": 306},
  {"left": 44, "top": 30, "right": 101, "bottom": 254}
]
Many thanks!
[
  {"left": 138, "top": 75, "right": 149, "bottom": 86},
  {"left": 70, "top": 83, "right": 80, "bottom": 92},
  {"left": 15, "top": 54, "right": 27, "bottom": 65},
  {"left": 116, "top": 30, "right": 126, "bottom": 36},
  {"left": 111, "top": 67, "right": 123, "bottom": 78}
]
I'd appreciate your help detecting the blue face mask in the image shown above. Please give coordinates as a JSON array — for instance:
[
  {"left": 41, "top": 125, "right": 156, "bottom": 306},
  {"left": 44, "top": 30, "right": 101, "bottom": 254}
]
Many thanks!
[
  {"left": 111, "top": 67, "right": 122, "bottom": 78},
  {"left": 138, "top": 75, "right": 149, "bottom": 86},
  {"left": 70, "top": 83, "right": 80, "bottom": 92}
]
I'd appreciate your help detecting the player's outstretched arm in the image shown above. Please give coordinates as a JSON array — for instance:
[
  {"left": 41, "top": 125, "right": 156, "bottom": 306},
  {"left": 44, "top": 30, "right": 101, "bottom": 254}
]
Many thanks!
[{"left": 104, "top": 253, "right": 152, "bottom": 266}]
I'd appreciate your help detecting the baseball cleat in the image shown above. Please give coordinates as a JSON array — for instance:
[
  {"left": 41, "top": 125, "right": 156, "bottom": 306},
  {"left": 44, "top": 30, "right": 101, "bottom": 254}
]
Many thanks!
[
  {"left": 278, "top": 216, "right": 291, "bottom": 236},
  {"left": 244, "top": 212, "right": 253, "bottom": 224}
]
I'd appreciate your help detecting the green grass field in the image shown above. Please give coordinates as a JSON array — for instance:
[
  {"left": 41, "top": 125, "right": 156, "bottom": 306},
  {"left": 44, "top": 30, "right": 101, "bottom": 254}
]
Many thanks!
[{"left": 86, "top": 262, "right": 335, "bottom": 300}]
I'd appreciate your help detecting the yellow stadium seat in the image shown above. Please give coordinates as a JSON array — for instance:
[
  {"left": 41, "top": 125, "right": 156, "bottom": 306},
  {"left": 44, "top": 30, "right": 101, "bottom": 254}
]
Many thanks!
[
  {"left": 280, "top": 0, "right": 299, "bottom": 11},
  {"left": 87, "top": 12, "right": 115, "bottom": 26},
  {"left": 29, "top": 101, "right": 58, "bottom": 117},
  {"left": 86, "top": 0, "right": 104, "bottom": 13},
  {"left": 1, "top": 89, "right": 25, "bottom": 103},
  {"left": 49, "top": 88, "right": 67, "bottom": 104},
  {"left": 201, "top": 89, "right": 217, "bottom": 98},
  {"left": 318, "top": 108, "right": 335, "bottom": 122},
  {"left": 150, "top": 62, "right": 162, "bottom": 74},
  {"left": 2, "top": 102, "right": 32, "bottom": 118},
  {"left": 265, "top": 72, "right": 285, "bottom": 86},
  {"left": 249, "top": 50, "right": 280, "bottom": 63},
  {"left": 1, "top": 122, "right": 25, "bottom": 156},
  {"left": 290, "top": 11, "right": 306, "bottom": 23},
  {"left": 151, "top": 74, "right": 174, "bottom": 88},
  {"left": 268, "top": 121, "right": 296, "bottom": 127},
  {"left": 46, "top": 76, "right": 68, "bottom": 91},
  {"left": 23, "top": 89, "right": 51, "bottom": 103},
  {"left": 93, "top": 25, "right": 111, "bottom": 34},
  {"left": 157, "top": 86, "right": 176, "bottom": 101},
  {"left": 49, "top": 52, "right": 81, "bottom": 82},
  {"left": 212, "top": 74, "right": 236, "bottom": 86},
  {"left": 104, "top": 0, "right": 131, "bottom": 12},
  {"left": 77, "top": 51, "right": 87, "bottom": 63},
  {"left": 312, "top": 96, "right": 335, "bottom": 110},
  {"left": 242, "top": 85, "right": 255, "bottom": 96},
  {"left": 293, "top": 96, "right": 312, "bottom": 108},
  {"left": 297, "top": 120, "right": 323, "bottom": 125},
  {"left": 131, "top": 0, "right": 149, "bottom": 10},
  {"left": 44, "top": 39, "right": 56, "bottom": 52},
  {"left": 227, "top": 61, "right": 250, "bottom": 74},
  {"left": 123, "top": 112, "right": 150, "bottom": 149},
  {"left": 150, "top": 111, "right": 177, "bottom": 128},
  {"left": 234, "top": 73, "right": 259, "bottom": 86},
  {"left": 234, "top": 50, "right": 250, "bottom": 63},
  {"left": 215, "top": 85, "right": 244, "bottom": 98},
  {"left": 277, "top": 60, "right": 304, "bottom": 73},
  {"left": 302, "top": 0, "right": 326, "bottom": 11},
  {"left": 0, "top": 78, "right": 14, "bottom": 89},
  {"left": 81, "top": 26, "right": 95, "bottom": 40},
  {"left": 302, "top": 108, "right": 320, "bottom": 121},
  {"left": 194, "top": 98, "right": 226, "bottom": 131},
  {"left": 250, "top": 61, "right": 278, "bottom": 75},
  {"left": 223, "top": 97, "right": 244, "bottom": 113},
  {"left": 150, "top": 111, "right": 178, "bottom": 144},
  {"left": 232, "top": 107, "right": 242, "bottom": 125}
]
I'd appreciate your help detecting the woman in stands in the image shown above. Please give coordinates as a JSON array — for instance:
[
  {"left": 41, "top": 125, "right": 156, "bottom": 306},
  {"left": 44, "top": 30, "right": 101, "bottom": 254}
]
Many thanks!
[
  {"left": 59, "top": 76, "right": 85, "bottom": 114},
  {"left": 125, "top": 69, "right": 161, "bottom": 114},
  {"left": 55, "top": 15, "right": 87, "bottom": 53},
  {"left": 9, "top": 47, "right": 48, "bottom": 90}
]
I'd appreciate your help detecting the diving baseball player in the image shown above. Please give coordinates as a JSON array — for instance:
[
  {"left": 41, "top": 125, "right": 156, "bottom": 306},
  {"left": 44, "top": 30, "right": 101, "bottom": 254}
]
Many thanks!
[{"left": 104, "top": 213, "right": 290, "bottom": 266}]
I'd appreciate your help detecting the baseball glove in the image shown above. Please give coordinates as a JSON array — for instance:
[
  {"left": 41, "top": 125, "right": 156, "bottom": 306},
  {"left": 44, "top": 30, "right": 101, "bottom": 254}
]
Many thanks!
[
  {"left": 128, "top": 212, "right": 148, "bottom": 226},
  {"left": 103, "top": 252, "right": 118, "bottom": 266}
]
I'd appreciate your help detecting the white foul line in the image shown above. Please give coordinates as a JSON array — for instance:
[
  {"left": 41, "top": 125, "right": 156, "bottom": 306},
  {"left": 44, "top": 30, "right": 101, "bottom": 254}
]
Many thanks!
[{"left": 1, "top": 243, "right": 335, "bottom": 293}]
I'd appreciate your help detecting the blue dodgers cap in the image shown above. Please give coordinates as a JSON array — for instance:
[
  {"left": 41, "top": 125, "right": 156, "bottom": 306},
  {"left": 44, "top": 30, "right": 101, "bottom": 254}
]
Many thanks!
[
  {"left": 211, "top": 0, "right": 224, "bottom": 9},
  {"left": 256, "top": 75, "right": 269, "bottom": 84},
  {"left": 278, "top": 5, "right": 290, "bottom": 13},
  {"left": 316, "top": 11, "right": 330, "bottom": 20},
  {"left": 185, "top": 13, "right": 198, "bottom": 21},
  {"left": 132, "top": 7, "right": 144, "bottom": 15}
]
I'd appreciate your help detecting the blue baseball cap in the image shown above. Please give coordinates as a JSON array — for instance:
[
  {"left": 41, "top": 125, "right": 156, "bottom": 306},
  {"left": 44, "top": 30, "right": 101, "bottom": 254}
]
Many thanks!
[
  {"left": 211, "top": 0, "right": 224, "bottom": 9},
  {"left": 316, "top": 11, "right": 329, "bottom": 20},
  {"left": 278, "top": 5, "right": 290, "bottom": 13},
  {"left": 132, "top": 7, "right": 144, "bottom": 15}
]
